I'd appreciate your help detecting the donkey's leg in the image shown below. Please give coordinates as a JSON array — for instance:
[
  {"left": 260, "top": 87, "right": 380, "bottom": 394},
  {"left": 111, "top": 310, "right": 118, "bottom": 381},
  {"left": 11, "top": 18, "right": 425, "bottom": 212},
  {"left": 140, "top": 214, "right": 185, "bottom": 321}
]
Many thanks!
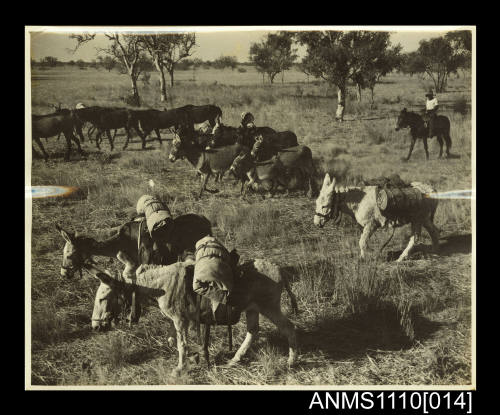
[
  {"left": 199, "top": 173, "right": 210, "bottom": 199},
  {"left": 105, "top": 129, "right": 114, "bottom": 151},
  {"left": 33, "top": 137, "right": 50, "bottom": 161},
  {"left": 228, "top": 307, "right": 259, "bottom": 366},
  {"left": 203, "top": 324, "right": 211, "bottom": 367},
  {"left": 63, "top": 133, "right": 72, "bottom": 161},
  {"left": 397, "top": 222, "right": 421, "bottom": 262},
  {"left": 444, "top": 133, "right": 452, "bottom": 157},
  {"left": 423, "top": 217, "right": 440, "bottom": 253},
  {"left": 422, "top": 137, "right": 429, "bottom": 160},
  {"left": 123, "top": 127, "right": 134, "bottom": 150},
  {"left": 406, "top": 137, "right": 416, "bottom": 161},
  {"left": 259, "top": 305, "right": 298, "bottom": 368},
  {"left": 68, "top": 130, "right": 84, "bottom": 155},
  {"left": 155, "top": 128, "right": 162, "bottom": 146},
  {"left": 359, "top": 220, "right": 379, "bottom": 259},
  {"left": 95, "top": 129, "right": 102, "bottom": 150},
  {"left": 172, "top": 317, "right": 189, "bottom": 376},
  {"left": 436, "top": 135, "right": 444, "bottom": 159}
]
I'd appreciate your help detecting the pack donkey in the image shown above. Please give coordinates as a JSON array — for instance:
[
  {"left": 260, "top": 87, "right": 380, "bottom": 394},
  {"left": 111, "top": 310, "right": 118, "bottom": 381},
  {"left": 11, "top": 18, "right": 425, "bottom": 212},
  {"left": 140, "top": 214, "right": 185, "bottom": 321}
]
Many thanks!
[
  {"left": 169, "top": 133, "right": 250, "bottom": 198},
  {"left": 56, "top": 214, "right": 212, "bottom": 329},
  {"left": 395, "top": 108, "right": 452, "bottom": 161},
  {"left": 81, "top": 254, "right": 298, "bottom": 375},
  {"left": 313, "top": 174, "right": 440, "bottom": 261}
]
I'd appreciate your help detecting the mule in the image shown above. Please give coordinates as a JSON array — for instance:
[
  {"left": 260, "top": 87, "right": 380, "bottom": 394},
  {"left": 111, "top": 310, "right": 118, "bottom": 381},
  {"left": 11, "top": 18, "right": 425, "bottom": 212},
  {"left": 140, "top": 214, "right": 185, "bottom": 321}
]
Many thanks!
[
  {"left": 82, "top": 254, "right": 298, "bottom": 374},
  {"left": 169, "top": 134, "right": 250, "bottom": 198},
  {"left": 395, "top": 108, "right": 452, "bottom": 161},
  {"left": 313, "top": 174, "right": 440, "bottom": 261},
  {"left": 250, "top": 132, "right": 299, "bottom": 161},
  {"left": 72, "top": 106, "right": 118, "bottom": 144},
  {"left": 32, "top": 109, "right": 84, "bottom": 161}
]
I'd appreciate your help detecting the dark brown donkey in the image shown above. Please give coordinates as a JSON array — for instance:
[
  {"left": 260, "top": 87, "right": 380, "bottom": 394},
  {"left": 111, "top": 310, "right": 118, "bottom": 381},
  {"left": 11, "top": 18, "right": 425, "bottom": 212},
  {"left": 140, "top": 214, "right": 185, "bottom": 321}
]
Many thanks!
[
  {"left": 177, "top": 104, "right": 222, "bottom": 127},
  {"left": 395, "top": 108, "right": 452, "bottom": 161},
  {"left": 250, "top": 131, "right": 299, "bottom": 161},
  {"left": 32, "top": 109, "right": 84, "bottom": 161},
  {"left": 168, "top": 134, "right": 250, "bottom": 198}
]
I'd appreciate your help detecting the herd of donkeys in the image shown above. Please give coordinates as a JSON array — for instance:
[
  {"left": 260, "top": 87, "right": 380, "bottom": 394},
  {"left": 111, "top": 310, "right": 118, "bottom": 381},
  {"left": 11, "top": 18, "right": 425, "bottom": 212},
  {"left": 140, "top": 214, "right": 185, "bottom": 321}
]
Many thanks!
[{"left": 32, "top": 103, "right": 318, "bottom": 199}]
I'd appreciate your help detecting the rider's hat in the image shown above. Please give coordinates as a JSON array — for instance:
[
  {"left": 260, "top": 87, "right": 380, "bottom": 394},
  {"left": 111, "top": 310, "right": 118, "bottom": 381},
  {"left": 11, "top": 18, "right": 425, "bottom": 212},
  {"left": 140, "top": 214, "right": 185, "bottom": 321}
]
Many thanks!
[{"left": 425, "top": 90, "right": 434, "bottom": 98}]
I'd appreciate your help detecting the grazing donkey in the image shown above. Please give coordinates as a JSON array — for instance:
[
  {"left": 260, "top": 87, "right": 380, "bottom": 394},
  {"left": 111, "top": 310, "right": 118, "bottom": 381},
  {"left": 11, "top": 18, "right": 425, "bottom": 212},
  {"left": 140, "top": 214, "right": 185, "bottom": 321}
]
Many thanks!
[
  {"left": 250, "top": 132, "right": 299, "bottom": 161},
  {"left": 32, "top": 109, "right": 84, "bottom": 161},
  {"left": 82, "top": 254, "right": 298, "bottom": 374},
  {"left": 313, "top": 174, "right": 440, "bottom": 261},
  {"left": 395, "top": 108, "right": 452, "bottom": 161},
  {"left": 169, "top": 134, "right": 250, "bottom": 198}
]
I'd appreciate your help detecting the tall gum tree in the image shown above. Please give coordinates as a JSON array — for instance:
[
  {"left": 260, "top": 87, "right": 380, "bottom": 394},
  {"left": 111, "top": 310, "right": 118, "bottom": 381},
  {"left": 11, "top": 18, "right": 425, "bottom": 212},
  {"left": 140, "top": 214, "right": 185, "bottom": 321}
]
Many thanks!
[
  {"left": 139, "top": 33, "right": 196, "bottom": 102},
  {"left": 294, "top": 31, "right": 400, "bottom": 121},
  {"left": 70, "top": 32, "right": 144, "bottom": 106}
]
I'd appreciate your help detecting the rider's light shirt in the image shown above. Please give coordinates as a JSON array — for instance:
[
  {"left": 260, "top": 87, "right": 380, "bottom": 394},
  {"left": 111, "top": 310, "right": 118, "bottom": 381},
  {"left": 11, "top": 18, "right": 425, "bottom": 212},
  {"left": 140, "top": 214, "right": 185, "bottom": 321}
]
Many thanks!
[{"left": 426, "top": 97, "right": 438, "bottom": 111}]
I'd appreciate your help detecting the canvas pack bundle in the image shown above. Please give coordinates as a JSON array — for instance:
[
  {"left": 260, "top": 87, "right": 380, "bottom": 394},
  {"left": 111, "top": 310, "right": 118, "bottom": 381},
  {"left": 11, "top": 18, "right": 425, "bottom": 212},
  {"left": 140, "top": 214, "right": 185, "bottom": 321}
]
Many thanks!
[
  {"left": 194, "top": 236, "right": 234, "bottom": 295},
  {"left": 136, "top": 195, "right": 173, "bottom": 236},
  {"left": 376, "top": 186, "right": 424, "bottom": 219}
]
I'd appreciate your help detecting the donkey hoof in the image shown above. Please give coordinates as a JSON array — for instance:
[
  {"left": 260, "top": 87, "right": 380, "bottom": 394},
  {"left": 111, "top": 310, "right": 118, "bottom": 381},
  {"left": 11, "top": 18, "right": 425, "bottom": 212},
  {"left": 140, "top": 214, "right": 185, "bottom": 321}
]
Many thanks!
[{"left": 225, "top": 359, "right": 239, "bottom": 368}]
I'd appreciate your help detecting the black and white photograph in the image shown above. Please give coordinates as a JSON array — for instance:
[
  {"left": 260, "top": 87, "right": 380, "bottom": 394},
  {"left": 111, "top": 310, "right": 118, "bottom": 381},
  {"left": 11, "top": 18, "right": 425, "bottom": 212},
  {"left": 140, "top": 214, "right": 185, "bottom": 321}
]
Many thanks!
[{"left": 26, "top": 25, "right": 475, "bottom": 389}]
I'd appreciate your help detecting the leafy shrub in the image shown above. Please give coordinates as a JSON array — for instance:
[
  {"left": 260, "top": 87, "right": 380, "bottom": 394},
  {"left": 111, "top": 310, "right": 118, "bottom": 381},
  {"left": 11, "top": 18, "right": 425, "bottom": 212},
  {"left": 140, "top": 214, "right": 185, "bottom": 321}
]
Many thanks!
[{"left": 453, "top": 96, "right": 468, "bottom": 115}]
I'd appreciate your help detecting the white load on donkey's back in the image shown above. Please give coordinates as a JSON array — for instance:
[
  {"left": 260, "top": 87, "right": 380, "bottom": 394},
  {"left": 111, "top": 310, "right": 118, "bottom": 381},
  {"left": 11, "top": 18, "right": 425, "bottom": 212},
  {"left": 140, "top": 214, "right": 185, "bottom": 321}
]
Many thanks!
[{"left": 314, "top": 173, "right": 440, "bottom": 261}]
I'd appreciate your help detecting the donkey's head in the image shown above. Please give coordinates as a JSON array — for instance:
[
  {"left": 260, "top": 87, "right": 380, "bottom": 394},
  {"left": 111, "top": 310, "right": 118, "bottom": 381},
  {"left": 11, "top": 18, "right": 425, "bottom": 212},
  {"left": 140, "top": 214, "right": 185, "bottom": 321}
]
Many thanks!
[
  {"left": 229, "top": 150, "right": 252, "bottom": 178},
  {"left": 314, "top": 174, "right": 337, "bottom": 228},
  {"left": 56, "top": 225, "right": 93, "bottom": 279},
  {"left": 395, "top": 108, "right": 409, "bottom": 131},
  {"left": 250, "top": 135, "right": 265, "bottom": 158},
  {"left": 89, "top": 268, "right": 127, "bottom": 331},
  {"left": 169, "top": 134, "right": 185, "bottom": 162}
]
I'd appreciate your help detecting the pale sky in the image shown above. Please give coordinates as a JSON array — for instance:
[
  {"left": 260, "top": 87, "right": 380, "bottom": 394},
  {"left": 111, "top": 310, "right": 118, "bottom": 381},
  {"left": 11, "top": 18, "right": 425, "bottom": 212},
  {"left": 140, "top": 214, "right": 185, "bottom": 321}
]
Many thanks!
[{"left": 29, "top": 28, "right": 456, "bottom": 63}]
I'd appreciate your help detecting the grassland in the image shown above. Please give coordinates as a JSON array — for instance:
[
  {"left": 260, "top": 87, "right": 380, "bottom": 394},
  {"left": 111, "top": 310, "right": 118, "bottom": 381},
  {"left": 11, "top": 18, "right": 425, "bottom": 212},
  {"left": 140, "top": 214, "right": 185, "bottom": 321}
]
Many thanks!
[{"left": 29, "top": 65, "right": 473, "bottom": 386}]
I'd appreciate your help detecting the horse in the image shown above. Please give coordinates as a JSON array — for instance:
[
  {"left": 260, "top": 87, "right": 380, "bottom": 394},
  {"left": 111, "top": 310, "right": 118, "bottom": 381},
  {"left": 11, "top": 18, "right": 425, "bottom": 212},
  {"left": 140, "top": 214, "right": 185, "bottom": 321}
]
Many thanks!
[
  {"left": 395, "top": 108, "right": 452, "bottom": 161},
  {"left": 32, "top": 109, "right": 84, "bottom": 161},
  {"left": 313, "top": 174, "right": 440, "bottom": 261},
  {"left": 250, "top": 132, "right": 299, "bottom": 161},
  {"left": 169, "top": 134, "right": 250, "bottom": 198},
  {"left": 80, "top": 254, "right": 298, "bottom": 374}
]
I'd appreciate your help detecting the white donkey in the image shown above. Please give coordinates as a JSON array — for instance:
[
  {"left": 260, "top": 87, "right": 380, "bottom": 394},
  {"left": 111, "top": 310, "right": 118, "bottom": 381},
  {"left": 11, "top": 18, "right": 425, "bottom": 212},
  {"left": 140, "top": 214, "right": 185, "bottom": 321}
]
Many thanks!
[{"left": 313, "top": 174, "right": 440, "bottom": 261}]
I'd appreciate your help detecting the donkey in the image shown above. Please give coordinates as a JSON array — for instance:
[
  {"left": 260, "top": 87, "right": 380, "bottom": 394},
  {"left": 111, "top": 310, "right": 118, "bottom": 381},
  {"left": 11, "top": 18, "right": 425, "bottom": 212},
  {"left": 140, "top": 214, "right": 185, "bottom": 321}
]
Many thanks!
[
  {"left": 72, "top": 106, "right": 118, "bottom": 145},
  {"left": 32, "top": 109, "right": 84, "bottom": 161},
  {"left": 56, "top": 214, "right": 212, "bottom": 328},
  {"left": 229, "top": 152, "right": 289, "bottom": 198},
  {"left": 130, "top": 108, "right": 191, "bottom": 146},
  {"left": 250, "top": 132, "right": 299, "bottom": 161},
  {"left": 169, "top": 134, "right": 250, "bottom": 198},
  {"left": 177, "top": 104, "right": 222, "bottom": 127},
  {"left": 82, "top": 254, "right": 298, "bottom": 374},
  {"left": 313, "top": 174, "right": 440, "bottom": 261},
  {"left": 395, "top": 108, "right": 452, "bottom": 161}
]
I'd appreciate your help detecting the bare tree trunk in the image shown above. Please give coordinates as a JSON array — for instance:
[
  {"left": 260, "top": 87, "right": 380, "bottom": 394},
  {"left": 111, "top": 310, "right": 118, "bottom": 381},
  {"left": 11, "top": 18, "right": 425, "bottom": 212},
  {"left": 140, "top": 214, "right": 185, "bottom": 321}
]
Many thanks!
[
  {"left": 155, "top": 65, "right": 167, "bottom": 102},
  {"left": 129, "top": 71, "right": 141, "bottom": 107},
  {"left": 335, "top": 84, "right": 346, "bottom": 122},
  {"left": 281, "top": 71, "right": 284, "bottom": 84},
  {"left": 357, "top": 84, "right": 362, "bottom": 102},
  {"left": 169, "top": 69, "right": 174, "bottom": 87},
  {"left": 370, "top": 87, "right": 375, "bottom": 109}
]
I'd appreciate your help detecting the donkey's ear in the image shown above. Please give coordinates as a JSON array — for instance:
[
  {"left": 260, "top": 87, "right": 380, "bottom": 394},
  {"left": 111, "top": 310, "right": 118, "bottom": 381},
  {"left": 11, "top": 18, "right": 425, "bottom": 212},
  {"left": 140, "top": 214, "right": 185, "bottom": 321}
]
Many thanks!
[
  {"left": 56, "top": 224, "right": 73, "bottom": 243},
  {"left": 330, "top": 177, "right": 337, "bottom": 189},
  {"left": 322, "top": 173, "right": 331, "bottom": 189}
]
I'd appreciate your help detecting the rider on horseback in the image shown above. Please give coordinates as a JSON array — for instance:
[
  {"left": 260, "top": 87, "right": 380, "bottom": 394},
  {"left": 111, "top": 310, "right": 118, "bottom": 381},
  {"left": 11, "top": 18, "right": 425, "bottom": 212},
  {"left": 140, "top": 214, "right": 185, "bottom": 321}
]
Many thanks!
[{"left": 424, "top": 90, "right": 439, "bottom": 138}]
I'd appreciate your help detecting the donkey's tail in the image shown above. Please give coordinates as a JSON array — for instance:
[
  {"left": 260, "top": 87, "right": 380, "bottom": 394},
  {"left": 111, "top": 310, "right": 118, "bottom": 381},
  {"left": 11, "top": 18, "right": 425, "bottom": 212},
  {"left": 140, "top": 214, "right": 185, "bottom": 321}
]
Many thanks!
[{"left": 281, "top": 269, "right": 299, "bottom": 315}]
